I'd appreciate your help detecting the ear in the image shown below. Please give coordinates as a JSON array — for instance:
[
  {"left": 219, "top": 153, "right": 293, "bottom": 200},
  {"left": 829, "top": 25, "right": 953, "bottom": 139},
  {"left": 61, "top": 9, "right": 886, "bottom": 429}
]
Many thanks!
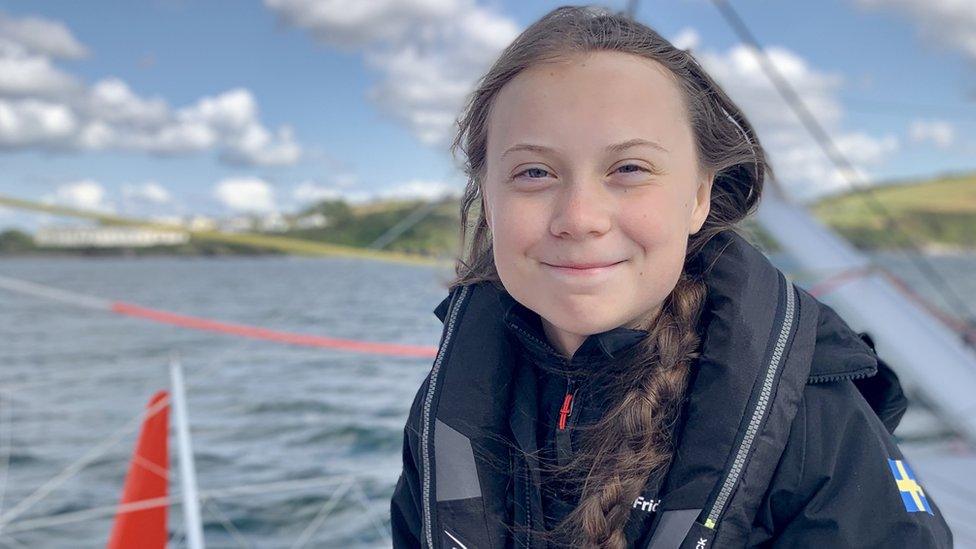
[{"left": 689, "top": 171, "right": 713, "bottom": 235}]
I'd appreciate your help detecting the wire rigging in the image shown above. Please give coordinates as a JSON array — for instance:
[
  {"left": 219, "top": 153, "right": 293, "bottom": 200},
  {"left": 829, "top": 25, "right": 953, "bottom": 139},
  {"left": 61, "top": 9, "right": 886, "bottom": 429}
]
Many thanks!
[{"left": 704, "top": 0, "right": 976, "bottom": 332}]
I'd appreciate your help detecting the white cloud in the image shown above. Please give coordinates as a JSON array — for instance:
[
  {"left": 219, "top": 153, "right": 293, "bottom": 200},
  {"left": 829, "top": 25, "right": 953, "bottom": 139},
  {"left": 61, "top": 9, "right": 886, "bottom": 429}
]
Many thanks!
[
  {"left": 41, "top": 179, "right": 115, "bottom": 213},
  {"left": 0, "top": 11, "right": 88, "bottom": 59},
  {"left": 835, "top": 132, "right": 900, "bottom": 164},
  {"left": 670, "top": 28, "right": 700, "bottom": 51},
  {"left": 0, "top": 11, "right": 302, "bottom": 166},
  {"left": 264, "top": 0, "right": 519, "bottom": 146},
  {"left": 853, "top": 0, "right": 976, "bottom": 62},
  {"left": 213, "top": 177, "right": 277, "bottom": 213},
  {"left": 909, "top": 118, "right": 955, "bottom": 148},
  {"left": 0, "top": 41, "right": 81, "bottom": 98},
  {"left": 695, "top": 41, "right": 900, "bottom": 200},
  {"left": 86, "top": 77, "right": 169, "bottom": 126},
  {"left": 290, "top": 177, "right": 459, "bottom": 208},
  {"left": 122, "top": 181, "right": 172, "bottom": 204},
  {"left": 220, "top": 122, "right": 302, "bottom": 166},
  {"left": 0, "top": 97, "right": 77, "bottom": 146},
  {"left": 374, "top": 179, "right": 460, "bottom": 201}
]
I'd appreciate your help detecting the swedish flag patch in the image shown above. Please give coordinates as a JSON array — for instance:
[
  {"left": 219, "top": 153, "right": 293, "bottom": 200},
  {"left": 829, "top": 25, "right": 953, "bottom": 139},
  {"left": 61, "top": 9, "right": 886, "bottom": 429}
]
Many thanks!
[{"left": 888, "top": 458, "right": 933, "bottom": 515}]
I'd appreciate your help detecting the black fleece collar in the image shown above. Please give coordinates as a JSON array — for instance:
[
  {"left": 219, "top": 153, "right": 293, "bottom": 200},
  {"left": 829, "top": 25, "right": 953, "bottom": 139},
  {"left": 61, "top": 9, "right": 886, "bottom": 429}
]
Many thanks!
[{"left": 498, "top": 290, "right": 649, "bottom": 368}]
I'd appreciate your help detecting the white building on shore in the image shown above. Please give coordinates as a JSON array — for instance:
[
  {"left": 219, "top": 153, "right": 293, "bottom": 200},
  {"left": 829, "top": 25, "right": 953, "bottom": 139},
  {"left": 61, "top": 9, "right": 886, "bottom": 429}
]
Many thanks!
[{"left": 34, "top": 225, "right": 189, "bottom": 248}]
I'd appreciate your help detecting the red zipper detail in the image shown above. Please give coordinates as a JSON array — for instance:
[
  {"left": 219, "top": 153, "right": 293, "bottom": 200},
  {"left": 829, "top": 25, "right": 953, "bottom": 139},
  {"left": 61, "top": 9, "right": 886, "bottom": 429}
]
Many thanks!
[{"left": 557, "top": 393, "right": 574, "bottom": 430}]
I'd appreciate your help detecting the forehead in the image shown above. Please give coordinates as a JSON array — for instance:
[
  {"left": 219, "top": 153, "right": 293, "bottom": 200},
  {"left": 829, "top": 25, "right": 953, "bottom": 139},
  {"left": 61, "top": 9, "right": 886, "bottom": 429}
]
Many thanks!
[{"left": 488, "top": 51, "right": 689, "bottom": 156}]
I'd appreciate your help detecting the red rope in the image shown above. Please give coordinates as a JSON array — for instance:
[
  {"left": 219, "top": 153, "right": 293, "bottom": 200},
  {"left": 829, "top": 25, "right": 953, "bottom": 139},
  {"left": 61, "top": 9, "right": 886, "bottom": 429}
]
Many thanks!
[
  {"left": 111, "top": 301, "right": 438, "bottom": 358},
  {"left": 808, "top": 265, "right": 976, "bottom": 345}
]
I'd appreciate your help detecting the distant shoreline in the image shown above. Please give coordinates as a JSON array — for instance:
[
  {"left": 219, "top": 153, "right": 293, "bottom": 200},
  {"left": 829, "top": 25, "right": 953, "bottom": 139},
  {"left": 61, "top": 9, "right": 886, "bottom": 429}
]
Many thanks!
[
  {"left": 0, "top": 243, "right": 972, "bottom": 259},
  {"left": 2, "top": 171, "right": 974, "bottom": 258}
]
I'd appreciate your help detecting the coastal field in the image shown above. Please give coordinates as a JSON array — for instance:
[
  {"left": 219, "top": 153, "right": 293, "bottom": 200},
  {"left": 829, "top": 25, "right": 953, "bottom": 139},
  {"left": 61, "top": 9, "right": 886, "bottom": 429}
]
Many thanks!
[{"left": 810, "top": 172, "right": 975, "bottom": 252}]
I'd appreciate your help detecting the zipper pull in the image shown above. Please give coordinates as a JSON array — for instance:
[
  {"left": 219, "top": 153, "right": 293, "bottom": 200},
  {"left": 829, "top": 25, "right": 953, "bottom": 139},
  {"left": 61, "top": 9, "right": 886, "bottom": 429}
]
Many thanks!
[{"left": 558, "top": 393, "right": 574, "bottom": 430}]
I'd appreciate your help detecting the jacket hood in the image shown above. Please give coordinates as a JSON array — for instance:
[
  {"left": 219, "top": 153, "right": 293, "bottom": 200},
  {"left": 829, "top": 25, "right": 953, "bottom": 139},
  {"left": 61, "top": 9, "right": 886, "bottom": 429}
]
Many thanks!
[{"left": 693, "top": 231, "right": 906, "bottom": 433}]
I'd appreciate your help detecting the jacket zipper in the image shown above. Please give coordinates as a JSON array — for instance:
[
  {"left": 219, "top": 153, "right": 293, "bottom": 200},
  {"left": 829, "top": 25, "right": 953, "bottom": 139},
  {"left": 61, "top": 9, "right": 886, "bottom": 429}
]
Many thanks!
[
  {"left": 703, "top": 278, "right": 797, "bottom": 530},
  {"left": 511, "top": 326, "right": 580, "bottom": 463},
  {"left": 421, "top": 285, "right": 470, "bottom": 549}
]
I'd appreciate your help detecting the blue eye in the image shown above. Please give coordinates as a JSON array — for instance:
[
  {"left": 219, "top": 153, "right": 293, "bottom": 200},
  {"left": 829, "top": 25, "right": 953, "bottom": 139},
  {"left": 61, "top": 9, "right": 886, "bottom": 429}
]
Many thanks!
[
  {"left": 512, "top": 164, "right": 651, "bottom": 182},
  {"left": 616, "top": 164, "right": 647, "bottom": 174},
  {"left": 513, "top": 167, "right": 551, "bottom": 180}
]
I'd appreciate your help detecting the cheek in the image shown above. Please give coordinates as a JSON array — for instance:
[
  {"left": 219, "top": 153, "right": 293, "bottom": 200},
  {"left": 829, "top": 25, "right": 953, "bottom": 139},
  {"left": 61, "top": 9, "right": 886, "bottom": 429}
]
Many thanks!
[
  {"left": 490, "top": 199, "right": 545, "bottom": 261},
  {"left": 621, "top": 205, "right": 675, "bottom": 248},
  {"left": 620, "top": 196, "right": 692, "bottom": 283}
]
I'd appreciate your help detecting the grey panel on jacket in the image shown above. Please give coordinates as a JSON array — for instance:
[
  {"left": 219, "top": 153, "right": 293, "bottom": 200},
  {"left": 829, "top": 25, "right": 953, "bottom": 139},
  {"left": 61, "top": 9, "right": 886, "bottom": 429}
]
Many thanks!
[
  {"left": 434, "top": 418, "right": 482, "bottom": 501},
  {"left": 645, "top": 509, "right": 701, "bottom": 548}
]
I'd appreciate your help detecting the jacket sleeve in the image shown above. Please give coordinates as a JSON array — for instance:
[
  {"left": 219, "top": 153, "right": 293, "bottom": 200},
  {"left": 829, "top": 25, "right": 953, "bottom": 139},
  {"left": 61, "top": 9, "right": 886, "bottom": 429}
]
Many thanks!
[
  {"left": 749, "top": 379, "right": 953, "bottom": 548},
  {"left": 390, "top": 374, "right": 431, "bottom": 548}
]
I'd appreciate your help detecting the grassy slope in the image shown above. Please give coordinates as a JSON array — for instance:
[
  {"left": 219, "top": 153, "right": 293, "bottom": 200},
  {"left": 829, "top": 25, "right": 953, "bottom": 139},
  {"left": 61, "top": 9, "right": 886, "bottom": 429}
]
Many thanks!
[
  {"left": 283, "top": 198, "right": 460, "bottom": 257},
  {"left": 809, "top": 172, "right": 976, "bottom": 251}
]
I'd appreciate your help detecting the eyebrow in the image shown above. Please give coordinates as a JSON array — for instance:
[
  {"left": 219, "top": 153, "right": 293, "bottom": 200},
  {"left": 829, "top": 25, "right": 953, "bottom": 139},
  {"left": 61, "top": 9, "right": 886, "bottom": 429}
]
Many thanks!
[{"left": 501, "top": 138, "right": 669, "bottom": 160}]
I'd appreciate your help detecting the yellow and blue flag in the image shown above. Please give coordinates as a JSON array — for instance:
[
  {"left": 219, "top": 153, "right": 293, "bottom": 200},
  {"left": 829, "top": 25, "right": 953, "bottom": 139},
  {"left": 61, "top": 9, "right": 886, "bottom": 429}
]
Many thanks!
[{"left": 887, "top": 458, "right": 933, "bottom": 515}]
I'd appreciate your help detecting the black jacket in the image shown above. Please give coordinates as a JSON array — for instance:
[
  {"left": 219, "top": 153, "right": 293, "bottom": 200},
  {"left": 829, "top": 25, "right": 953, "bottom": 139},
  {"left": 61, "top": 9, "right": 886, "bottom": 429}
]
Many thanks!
[{"left": 391, "top": 230, "right": 953, "bottom": 548}]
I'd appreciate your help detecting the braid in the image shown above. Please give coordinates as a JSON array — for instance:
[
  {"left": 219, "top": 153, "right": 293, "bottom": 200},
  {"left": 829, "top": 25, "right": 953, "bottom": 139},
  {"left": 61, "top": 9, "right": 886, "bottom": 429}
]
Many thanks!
[{"left": 526, "top": 271, "right": 708, "bottom": 548}]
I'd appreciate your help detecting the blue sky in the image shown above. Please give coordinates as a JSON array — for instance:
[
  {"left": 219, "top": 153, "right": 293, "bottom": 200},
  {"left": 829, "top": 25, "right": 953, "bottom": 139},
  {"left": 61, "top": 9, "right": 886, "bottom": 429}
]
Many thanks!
[{"left": 1, "top": 0, "right": 974, "bottom": 232}]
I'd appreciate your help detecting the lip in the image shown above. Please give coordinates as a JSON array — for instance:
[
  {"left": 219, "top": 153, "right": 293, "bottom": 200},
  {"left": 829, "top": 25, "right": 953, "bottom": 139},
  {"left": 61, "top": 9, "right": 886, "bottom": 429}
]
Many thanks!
[{"left": 541, "top": 259, "right": 626, "bottom": 279}]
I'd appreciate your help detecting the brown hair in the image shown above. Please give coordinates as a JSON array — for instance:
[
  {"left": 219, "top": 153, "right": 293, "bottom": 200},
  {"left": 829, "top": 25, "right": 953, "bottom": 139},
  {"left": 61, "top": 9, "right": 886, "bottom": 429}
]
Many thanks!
[{"left": 446, "top": 5, "right": 773, "bottom": 547}]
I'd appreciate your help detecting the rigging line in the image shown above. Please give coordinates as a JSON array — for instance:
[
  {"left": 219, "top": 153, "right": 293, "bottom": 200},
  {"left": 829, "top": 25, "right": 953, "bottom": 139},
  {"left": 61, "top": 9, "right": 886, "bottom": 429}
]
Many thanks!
[
  {"left": 289, "top": 478, "right": 354, "bottom": 549},
  {"left": 0, "top": 274, "right": 438, "bottom": 359},
  {"left": 0, "top": 346, "right": 220, "bottom": 532},
  {"left": 0, "top": 364, "right": 155, "bottom": 393},
  {"left": 0, "top": 535, "right": 28, "bottom": 549},
  {"left": 201, "top": 496, "right": 254, "bottom": 549},
  {"left": 0, "top": 393, "right": 171, "bottom": 530},
  {"left": 0, "top": 474, "right": 362, "bottom": 534},
  {"left": 349, "top": 480, "right": 392, "bottom": 545},
  {"left": 707, "top": 0, "right": 976, "bottom": 330},
  {"left": 368, "top": 195, "right": 453, "bottom": 250},
  {"left": 0, "top": 334, "right": 380, "bottom": 530},
  {"left": 785, "top": 262, "right": 976, "bottom": 344}
]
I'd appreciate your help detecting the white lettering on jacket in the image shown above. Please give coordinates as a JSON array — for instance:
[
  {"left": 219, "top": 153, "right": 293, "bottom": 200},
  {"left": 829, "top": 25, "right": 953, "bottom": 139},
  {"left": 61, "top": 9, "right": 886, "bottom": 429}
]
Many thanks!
[{"left": 632, "top": 496, "right": 661, "bottom": 513}]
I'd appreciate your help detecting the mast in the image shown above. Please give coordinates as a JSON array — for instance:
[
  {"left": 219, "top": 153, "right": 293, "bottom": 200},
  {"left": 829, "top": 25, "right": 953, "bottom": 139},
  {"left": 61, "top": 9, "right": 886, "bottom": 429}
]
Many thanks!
[{"left": 170, "top": 351, "right": 206, "bottom": 549}]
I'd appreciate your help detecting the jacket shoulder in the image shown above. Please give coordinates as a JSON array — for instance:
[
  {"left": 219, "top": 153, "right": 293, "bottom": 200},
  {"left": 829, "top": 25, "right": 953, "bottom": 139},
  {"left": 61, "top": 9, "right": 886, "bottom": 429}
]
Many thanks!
[{"left": 748, "top": 379, "right": 953, "bottom": 547}]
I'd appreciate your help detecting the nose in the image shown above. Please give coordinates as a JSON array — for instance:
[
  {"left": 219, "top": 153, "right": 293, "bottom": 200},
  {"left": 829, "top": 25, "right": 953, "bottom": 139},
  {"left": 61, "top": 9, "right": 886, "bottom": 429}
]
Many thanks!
[{"left": 548, "top": 179, "right": 613, "bottom": 240}]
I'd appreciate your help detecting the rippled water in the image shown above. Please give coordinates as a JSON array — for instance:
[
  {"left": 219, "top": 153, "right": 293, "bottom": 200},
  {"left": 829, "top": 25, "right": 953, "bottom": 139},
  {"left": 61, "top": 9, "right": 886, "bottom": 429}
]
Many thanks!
[{"left": 0, "top": 250, "right": 972, "bottom": 547}]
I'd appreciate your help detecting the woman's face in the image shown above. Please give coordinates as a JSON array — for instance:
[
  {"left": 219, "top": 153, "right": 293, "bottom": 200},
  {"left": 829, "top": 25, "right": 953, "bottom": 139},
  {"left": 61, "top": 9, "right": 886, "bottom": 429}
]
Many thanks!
[{"left": 483, "top": 50, "right": 713, "bottom": 358}]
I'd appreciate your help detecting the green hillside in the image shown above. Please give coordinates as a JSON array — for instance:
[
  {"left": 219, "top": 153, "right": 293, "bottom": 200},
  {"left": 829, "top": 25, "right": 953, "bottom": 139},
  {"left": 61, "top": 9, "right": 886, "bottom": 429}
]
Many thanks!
[
  {"left": 810, "top": 172, "right": 976, "bottom": 251},
  {"left": 282, "top": 197, "right": 460, "bottom": 257}
]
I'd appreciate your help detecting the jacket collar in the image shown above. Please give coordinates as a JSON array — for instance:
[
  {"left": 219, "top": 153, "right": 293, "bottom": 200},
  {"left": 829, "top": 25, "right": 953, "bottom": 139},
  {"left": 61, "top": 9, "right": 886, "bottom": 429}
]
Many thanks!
[
  {"left": 498, "top": 290, "right": 648, "bottom": 369},
  {"left": 433, "top": 234, "right": 880, "bottom": 385}
]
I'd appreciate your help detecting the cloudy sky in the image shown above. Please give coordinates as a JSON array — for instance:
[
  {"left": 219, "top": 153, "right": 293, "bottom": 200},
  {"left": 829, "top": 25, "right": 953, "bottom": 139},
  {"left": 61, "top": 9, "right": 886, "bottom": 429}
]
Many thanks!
[{"left": 1, "top": 0, "right": 974, "bottom": 231}]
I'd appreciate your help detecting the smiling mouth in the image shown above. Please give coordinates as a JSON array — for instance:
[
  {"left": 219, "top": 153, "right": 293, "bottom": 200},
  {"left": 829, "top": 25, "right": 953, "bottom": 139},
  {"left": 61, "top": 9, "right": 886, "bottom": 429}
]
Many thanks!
[{"left": 541, "top": 260, "right": 626, "bottom": 277}]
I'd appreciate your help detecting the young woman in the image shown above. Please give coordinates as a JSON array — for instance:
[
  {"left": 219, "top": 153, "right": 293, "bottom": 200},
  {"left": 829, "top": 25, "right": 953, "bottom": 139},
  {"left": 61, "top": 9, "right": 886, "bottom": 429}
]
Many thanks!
[{"left": 391, "top": 6, "right": 953, "bottom": 548}]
